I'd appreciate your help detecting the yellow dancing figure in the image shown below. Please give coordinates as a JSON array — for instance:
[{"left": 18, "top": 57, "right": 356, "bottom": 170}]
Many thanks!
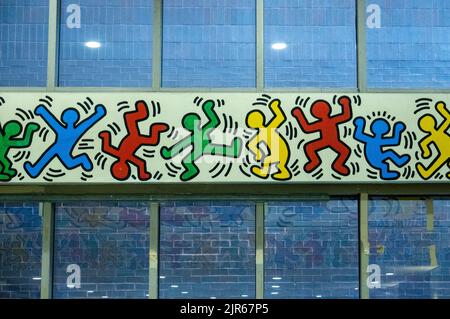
[
  {"left": 245, "top": 98, "right": 291, "bottom": 180},
  {"left": 416, "top": 101, "right": 450, "bottom": 179}
]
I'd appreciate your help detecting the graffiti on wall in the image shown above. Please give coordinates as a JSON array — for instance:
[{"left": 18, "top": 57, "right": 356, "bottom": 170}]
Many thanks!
[{"left": 0, "top": 92, "right": 448, "bottom": 183}]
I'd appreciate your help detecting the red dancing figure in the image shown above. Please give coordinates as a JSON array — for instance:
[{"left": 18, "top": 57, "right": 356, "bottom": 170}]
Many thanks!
[
  {"left": 99, "top": 100, "right": 169, "bottom": 181},
  {"left": 291, "top": 96, "right": 352, "bottom": 176}
]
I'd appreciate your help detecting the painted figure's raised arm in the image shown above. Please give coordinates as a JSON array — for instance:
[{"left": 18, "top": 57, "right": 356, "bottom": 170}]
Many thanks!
[
  {"left": 77, "top": 104, "right": 106, "bottom": 135},
  {"left": 267, "top": 99, "right": 286, "bottom": 128},
  {"left": 35, "top": 105, "right": 62, "bottom": 131}
]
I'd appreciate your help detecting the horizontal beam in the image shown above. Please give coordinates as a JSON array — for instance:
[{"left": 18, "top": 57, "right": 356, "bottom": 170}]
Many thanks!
[{"left": 1, "top": 183, "right": 450, "bottom": 198}]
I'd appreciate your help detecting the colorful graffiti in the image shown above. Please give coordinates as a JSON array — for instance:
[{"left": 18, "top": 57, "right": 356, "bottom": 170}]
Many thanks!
[
  {"left": 353, "top": 117, "right": 410, "bottom": 179},
  {"left": 100, "top": 100, "right": 168, "bottom": 181},
  {"left": 292, "top": 96, "right": 352, "bottom": 176},
  {"left": 416, "top": 101, "right": 450, "bottom": 180},
  {"left": 161, "top": 99, "right": 242, "bottom": 181},
  {"left": 0, "top": 92, "right": 448, "bottom": 183},
  {"left": 246, "top": 98, "right": 291, "bottom": 180}
]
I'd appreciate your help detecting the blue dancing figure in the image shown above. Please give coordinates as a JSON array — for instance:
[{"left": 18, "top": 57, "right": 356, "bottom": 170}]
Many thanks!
[
  {"left": 353, "top": 117, "right": 410, "bottom": 180},
  {"left": 24, "top": 104, "right": 106, "bottom": 178}
]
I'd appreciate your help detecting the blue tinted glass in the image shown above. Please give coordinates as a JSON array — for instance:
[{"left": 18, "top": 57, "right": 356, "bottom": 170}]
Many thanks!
[
  {"left": 369, "top": 197, "right": 450, "bottom": 298},
  {"left": 264, "top": 0, "right": 357, "bottom": 88},
  {"left": 53, "top": 201, "right": 150, "bottom": 299},
  {"left": 0, "top": 202, "right": 41, "bottom": 298},
  {"left": 0, "top": 1, "right": 48, "bottom": 86},
  {"left": 162, "top": 0, "right": 256, "bottom": 88},
  {"left": 367, "top": 0, "right": 450, "bottom": 88},
  {"left": 265, "top": 198, "right": 359, "bottom": 299},
  {"left": 159, "top": 201, "right": 255, "bottom": 299},
  {"left": 58, "top": 0, "right": 152, "bottom": 87}
]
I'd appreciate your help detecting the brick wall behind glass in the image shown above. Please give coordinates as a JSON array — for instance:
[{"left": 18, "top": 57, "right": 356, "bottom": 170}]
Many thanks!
[
  {"left": 58, "top": 0, "right": 152, "bottom": 87},
  {"left": 367, "top": 0, "right": 450, "bottom": 88},
  {"left": 0, "top": 0, "right": 48, "bottom": 86},
  {"left": 0, "top": 202, "right": 41, "bottom": 299},
  {"left": 369, "top": 198, "right": 450, "bottom": 298},
  {"left": 53, "top": 201, "right": 150, "bottom": 299},
  {"left": 265, "top": 199, "right": 359, "bottom": 299},
  {"left": 159, "top": 201, "right": 255, "bottom": 299}
]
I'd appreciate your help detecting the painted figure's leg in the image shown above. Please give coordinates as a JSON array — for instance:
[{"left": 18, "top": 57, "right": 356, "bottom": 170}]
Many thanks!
[
  {"left": 331, "top": 142, "right": 351, "bottom": 175},
  {"left": 303, "top": 140, "right": 323, "bottom": 173},
  {"left": 272, "top": 157, "right": 292, "bottom": 180},
  {"left": 209, "top": 138, "right": 242, "bottom": 158},
  {"left": 446, "top": 159, "right": 450, "bottom": 179},
  {"left": 384, "top": 150, "right": 410, "bottom": 167},
  {"left": 251, "top": 157, "right": 271, "bottom": 179},
  {"left": 378, "top": 161, "right": 399, "bottom": 179},
  {"left": 0, "top": 162, "right": 12, "bottom": 181},
  {"left": 62, "top": 153, "right": 93, "bottom": 171},
  {"left": 416, "top": 156, "right": 447, "bottom": 180},
  {"left": 130, "top": 156, "right": 151, "bottom": 181},
  {"left": 24, "top": 148, "right": 57, "bottom": 178},
  {"left": 1, "top": 158, "right": 16, "bottom": 176},
  {"left": 180, "top": 154, "right": 200, "bottom": 181}
]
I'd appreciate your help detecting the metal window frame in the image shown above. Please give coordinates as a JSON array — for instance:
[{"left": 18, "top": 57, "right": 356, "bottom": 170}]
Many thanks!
[
  {"left": 149, "top": 202, "right": 159, "bottom": 299},
  {"left": 256, "top": 202, "right": 265, "bottom": 299},
  {"left": 46, "top": 0, "right": 60, "bottom": 90},
  {"left": 40, "top": 202, "right": 54, "bottom": 299}
]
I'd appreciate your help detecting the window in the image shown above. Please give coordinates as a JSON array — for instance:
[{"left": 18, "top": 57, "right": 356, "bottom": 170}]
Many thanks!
[
  {"left": 58, "top": 0, "right": 152, "bottom": 87},
  {"left": 162, "top": 0, "right": 256, "bottom": 88},
  {"left": 265, "top": 198, "right": 359, "bottom": 298},
  {"left": 368, "top": 197, "right": 450, "bottom": 298},
  {"left": 367, "top": 0, "right": 450, "bottom": 88},
  {"left": 159, "top": 201, "right": 255, "bottom": 299},
  {"left": 0, "top": 202, "right": 41, "bottom": 298},
  {"left": 53, "top": 201, "right": 150, "bottom": 298},
  {"left": 0, "top": 1, "right": 48, "bottom": 86},
  {"left": 264, "top": 0, "right": 357, "bottom": 88}
]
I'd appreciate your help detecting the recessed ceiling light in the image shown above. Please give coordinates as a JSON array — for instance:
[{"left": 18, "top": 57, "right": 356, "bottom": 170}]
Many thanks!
[
  {"left": 272, "top": 277, "right": 282, "bottom": 280},
  {"left": 316, "top": 295, "right": 322, "bottom": 298},
  {"left": 160, "top": 276, "right": 166, "bottom": 279},
  {"left": 32, "top": 277, "right": 41, "bottom": 281},
  {"left": 241, "top": 294, "right": 248, "bottom": 297},
  {"left": 181, "top": 291, "right": 188, "bottom": 294},
  {"left": 87, "top": 290, "right": 94, "bottom": 293},
  {"left": 85, "top": 41, "right": 101, "bottom": 48},
  {"left": 271, "top": 292, "right": 279, "bottom": 295},
  {"left": 271, "top": 42, "right": 287, "bottom": 50},
  {"left": 170, "top": 285, "right": 179, "bottom": 288},
  {"left": 272, "top": 285, "right": 280, "bottom": 288},
  {"left": 386, "top": 273, "right": 394, "bottom": 276}
]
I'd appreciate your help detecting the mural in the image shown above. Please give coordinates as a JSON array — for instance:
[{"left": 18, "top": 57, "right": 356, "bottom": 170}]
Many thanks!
[
  {"left": 0, "top": 92, "right": 448, "bottom": 183},
  {"left": 245, "top": 97, "right": 291, "bottom": 180},
  {"left": 100, "top": 100, "right": 168, "bottom": 181}
]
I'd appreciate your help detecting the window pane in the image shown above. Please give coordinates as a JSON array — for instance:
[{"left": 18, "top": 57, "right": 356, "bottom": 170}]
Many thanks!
[
  {"left": 162, "top": 0, "right": 256, "bottom": 88},
  {"left": 0, "top": 202, "right": 41, "bottom": 298},
  {"left": 53, "top": 201, "right": 150, "bottom": 299},
  {"left": 264, "top": 0, "right": 357, "bottom": 88},
  {"left": 369, "top": 197, "right": 450, "bottom": 298},
  {"left": 0, "top": 1, "right": 48, "bottom": 86},
  {"left": 58, "top": 1, "right": 152, "bottom": 87},
  {"left": 265, "top": 198, "right": 359, "bottom": 299},
  {"left": 367, "top": 1, "right": 450, "bottom": 88},
  {"left": 159, "top": 201, "right": 255, "bottom": 299}
]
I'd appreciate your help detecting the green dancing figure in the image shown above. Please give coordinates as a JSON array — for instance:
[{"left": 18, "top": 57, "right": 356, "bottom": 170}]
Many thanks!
[
  {"left": 0, "top": 120, "right": 40, "bottom": 181},
  {"left": 161, "top": 99, "right": 242, "bottom": 181}
]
